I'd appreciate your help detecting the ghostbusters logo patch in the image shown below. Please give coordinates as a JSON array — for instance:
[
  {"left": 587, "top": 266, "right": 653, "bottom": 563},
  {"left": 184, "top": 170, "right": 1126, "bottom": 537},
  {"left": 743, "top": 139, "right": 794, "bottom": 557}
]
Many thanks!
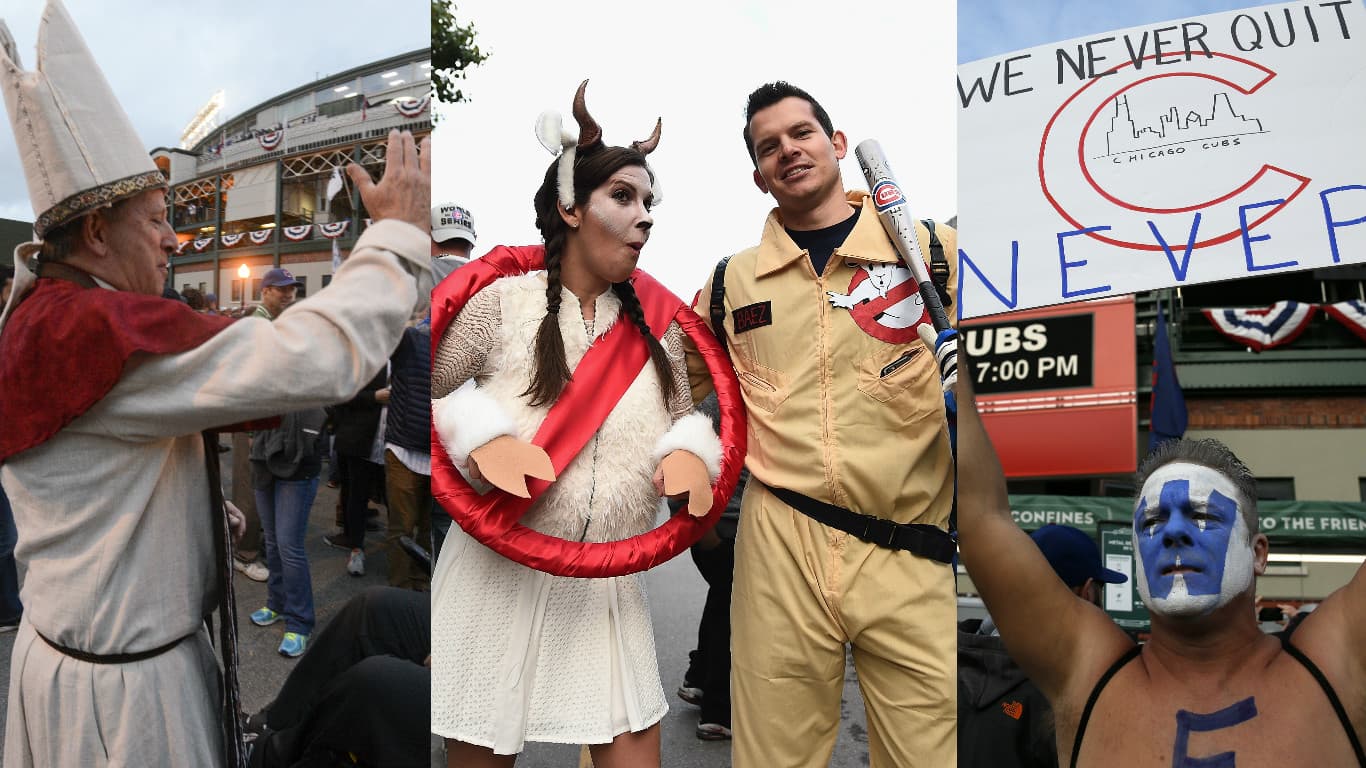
[{"left": 825, "top": 259, "right": 926, "bottom": 344}]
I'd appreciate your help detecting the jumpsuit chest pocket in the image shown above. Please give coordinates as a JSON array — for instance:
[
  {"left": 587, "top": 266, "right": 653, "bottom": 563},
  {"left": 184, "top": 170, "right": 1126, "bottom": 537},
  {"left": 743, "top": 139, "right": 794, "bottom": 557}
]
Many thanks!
[
  {"left": 857, "top": 345, "right": 938, "bottom": 419},
  {"left": 732, "top": 350, "right": 790, "bottom": 415}
]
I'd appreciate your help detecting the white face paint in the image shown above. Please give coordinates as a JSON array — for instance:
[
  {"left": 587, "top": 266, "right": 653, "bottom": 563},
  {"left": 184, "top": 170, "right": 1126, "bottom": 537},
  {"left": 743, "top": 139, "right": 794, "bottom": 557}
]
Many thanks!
[{"left": 1132, "top": 462, "right": 1255, "bottom": 618}]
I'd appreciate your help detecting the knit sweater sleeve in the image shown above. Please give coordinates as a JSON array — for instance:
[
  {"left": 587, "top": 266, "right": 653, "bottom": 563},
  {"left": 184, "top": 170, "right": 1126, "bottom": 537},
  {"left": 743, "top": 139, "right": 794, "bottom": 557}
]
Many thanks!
[
  {"left": 662, "top": 321, "right": 693, "bottom": 422},
  {"left": 431, "top": 284, "right": 500, "bottom": 399}
]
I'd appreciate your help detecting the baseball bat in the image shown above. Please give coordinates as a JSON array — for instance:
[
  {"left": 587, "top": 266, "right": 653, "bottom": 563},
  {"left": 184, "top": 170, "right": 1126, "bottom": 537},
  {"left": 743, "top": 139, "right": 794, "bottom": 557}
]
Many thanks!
[{"left": 854, "top": 139, "right": 951, "bottom": 332}]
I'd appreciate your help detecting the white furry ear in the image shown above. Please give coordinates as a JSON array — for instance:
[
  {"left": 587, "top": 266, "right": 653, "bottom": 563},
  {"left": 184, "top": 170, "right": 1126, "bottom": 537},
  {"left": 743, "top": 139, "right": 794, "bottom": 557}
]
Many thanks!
[
  {"left": 534, "top": 110, "right": 579, "bottom": 211},
  {"left": 535, "top": 110, "right": 577, "bottom": 156},
  {"left": 648, "top": 166, "right": 663, "bottom": 207}
]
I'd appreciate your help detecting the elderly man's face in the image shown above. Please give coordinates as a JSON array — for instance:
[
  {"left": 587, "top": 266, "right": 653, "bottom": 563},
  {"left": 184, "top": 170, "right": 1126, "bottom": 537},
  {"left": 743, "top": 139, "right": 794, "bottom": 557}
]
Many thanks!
[
  {"left": 1133, "top": 461, "right": 1256, "bottom": 618},
  {"left": 104, "top": 189, "right": 176, "bottom": 296}
]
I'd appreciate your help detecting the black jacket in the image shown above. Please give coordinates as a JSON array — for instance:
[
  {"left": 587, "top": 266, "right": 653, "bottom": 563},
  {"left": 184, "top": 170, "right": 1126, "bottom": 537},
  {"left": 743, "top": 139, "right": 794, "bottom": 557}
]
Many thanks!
[
  {"left": 384, "top": 324, "right": 431, "bottom": 454},
  {"left": 958, "top": 619, "right": 1058, "bottom": 768},
  {"left": 330, "top": 369, "right": 386, "bottom": 458}
]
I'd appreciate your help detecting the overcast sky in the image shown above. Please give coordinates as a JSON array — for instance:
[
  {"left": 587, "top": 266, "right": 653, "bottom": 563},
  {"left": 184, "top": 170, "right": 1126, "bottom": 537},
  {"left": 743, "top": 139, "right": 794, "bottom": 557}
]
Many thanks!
[
  {"left": 433, "top": 0, "right": 958, "bottom": 298},
  {"left": 958, "top": 0, "right": 1341, "bottom": 63},
  {"left": 0, "top": 0, "right": 427, "bottom": 222}
]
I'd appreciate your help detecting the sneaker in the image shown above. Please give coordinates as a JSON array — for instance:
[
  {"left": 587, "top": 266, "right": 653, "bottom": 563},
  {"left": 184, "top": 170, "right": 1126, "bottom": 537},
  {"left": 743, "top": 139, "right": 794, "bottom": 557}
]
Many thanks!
[
  {"left": 323, "top": 532, "right": 352, "bottom": 551},
  {"left": 347, "top": 549, "right": 365, "bottom": 577},
  {"left": 234, "top": 559, "right": 269, "bottom": 582},
  {"left": 696, "top": 723, "right": 732, "bottom": 741},
  {"left": 677, "top": 685, "right": 704, "bottom": 706},
  {"left": 278, "top": 632, "right": 308, "bottom": 658},
  {"left": 249, "top": 607, "right": 282, "bottom": 627}
]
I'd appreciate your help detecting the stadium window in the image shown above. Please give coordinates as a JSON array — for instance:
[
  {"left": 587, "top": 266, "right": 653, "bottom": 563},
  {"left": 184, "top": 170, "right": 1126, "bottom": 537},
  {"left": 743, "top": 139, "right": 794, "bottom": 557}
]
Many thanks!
[{"left": 1257, "top": 478, "right": 1296, "bottom": 502}]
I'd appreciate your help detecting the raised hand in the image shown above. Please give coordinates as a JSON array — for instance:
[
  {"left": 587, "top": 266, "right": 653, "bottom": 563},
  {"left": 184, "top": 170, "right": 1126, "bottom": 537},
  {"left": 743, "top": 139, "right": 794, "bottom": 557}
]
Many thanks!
[{"left": 347, "top": 129, "right": 430, "bottom": 232}]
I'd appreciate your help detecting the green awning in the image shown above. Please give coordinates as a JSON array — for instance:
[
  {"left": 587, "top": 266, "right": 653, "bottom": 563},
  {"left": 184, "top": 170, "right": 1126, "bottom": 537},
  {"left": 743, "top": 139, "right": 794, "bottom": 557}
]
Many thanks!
[{"left": 1007, "top": 494, "right": 1366, "bottom": 550}]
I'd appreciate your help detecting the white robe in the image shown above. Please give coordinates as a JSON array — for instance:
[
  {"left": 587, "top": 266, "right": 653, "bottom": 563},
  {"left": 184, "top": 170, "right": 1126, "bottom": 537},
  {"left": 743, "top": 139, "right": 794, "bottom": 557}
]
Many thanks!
[{"left": 2, "top": 219, "right": 428, "bottom": 768}]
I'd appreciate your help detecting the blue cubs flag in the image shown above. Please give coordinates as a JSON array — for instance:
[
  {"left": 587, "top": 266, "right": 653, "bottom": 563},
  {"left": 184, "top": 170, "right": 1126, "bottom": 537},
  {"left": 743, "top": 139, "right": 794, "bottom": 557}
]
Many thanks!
[{"left": 1149, "top": 302, "right": 1187, "bottom": 453}]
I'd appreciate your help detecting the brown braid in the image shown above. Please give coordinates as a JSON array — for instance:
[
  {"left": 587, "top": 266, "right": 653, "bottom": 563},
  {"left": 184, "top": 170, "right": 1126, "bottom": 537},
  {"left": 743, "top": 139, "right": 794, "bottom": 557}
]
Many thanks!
[
  {"left": 612, "top": 281, "right": 676, "bottom": 405},
  {"left": 523, "top": 228, "right": 573, "bottom": 406}
]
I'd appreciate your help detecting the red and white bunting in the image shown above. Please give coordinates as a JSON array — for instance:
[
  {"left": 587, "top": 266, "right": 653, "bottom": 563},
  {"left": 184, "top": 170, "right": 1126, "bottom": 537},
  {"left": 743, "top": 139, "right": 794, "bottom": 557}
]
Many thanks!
[
  {"left": 193, "top": 237, "right": 213, "bottom": 252},
  {"left": 282, "top": 224, "right": 312, "bottom": 241},
  {"left": 175, "top": 240, "right": 190, "bottom": 254},
  {"left": 394, "top": 97, "right": 428, "bottom": 118},
  {"left": 220, "top": 233, "right": 245, "bottom": 248},
  {"left": 248, "top": 230, "right": 273, "bottom": 245},
  {"left": 1323, "top": 300, "right": 1366, "bottom": 343},
  {"left": 1202, "top": 301, "right": 1317, "bottom": 351},
  {"left": 258, "top": 129, "right": 284, "bottom": 151},
  {"left": 319, "top": 220, "right": 349, "bottom": 239}
]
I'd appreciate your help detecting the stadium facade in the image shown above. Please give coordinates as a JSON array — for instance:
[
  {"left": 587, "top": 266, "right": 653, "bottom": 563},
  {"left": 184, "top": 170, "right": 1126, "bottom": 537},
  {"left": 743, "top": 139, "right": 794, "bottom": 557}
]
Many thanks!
[{"left": 159, "top": 48, "right": 432, "bottom": 308}]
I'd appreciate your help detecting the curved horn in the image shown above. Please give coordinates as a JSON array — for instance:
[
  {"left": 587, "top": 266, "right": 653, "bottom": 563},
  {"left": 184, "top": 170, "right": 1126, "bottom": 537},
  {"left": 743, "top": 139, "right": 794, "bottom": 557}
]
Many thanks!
[
  {"left": 571, "top": 79, "right": 602, "bottom": 150},
  {"left": 631, "top": 118, "right": 662, "bottom": 155}
]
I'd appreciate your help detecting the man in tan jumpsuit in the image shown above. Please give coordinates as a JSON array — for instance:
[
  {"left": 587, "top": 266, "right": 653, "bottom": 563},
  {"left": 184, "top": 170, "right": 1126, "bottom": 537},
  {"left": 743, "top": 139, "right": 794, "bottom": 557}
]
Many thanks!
[{"left": 687, "top": 81, "right": 959, "bottom": 767}]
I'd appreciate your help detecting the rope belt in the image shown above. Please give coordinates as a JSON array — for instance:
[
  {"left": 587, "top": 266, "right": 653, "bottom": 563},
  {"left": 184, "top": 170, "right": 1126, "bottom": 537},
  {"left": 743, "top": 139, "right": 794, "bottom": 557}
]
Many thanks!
[
  {"left": 763, "top": 483, "right": 956, "bottom": 564},
  {"left": 34, "top": 627, "right": 191, "bottom": 665}
]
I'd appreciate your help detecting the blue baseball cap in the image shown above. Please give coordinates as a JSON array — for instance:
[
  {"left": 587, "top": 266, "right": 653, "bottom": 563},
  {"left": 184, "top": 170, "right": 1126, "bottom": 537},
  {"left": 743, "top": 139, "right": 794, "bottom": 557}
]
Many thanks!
[
  {"left": 261, "top": 267, "right": 302, "bottom": 289},
  {"left": 1029, "top": 524, "right": 1127, "bottom": 587}
]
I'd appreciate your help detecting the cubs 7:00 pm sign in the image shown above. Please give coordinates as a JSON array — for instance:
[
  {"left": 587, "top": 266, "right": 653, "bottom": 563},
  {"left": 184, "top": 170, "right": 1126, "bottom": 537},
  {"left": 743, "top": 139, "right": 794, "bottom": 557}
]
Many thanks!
[{"left": 956, "top": 1, "right": 1366, "bottom": 319}]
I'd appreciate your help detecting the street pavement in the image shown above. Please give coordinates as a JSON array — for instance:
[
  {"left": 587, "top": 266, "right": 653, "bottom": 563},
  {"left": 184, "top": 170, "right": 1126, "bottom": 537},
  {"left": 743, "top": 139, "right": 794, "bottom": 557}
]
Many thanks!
[{"left": 0, "top": 448, "right": 874, "bottom": 767}]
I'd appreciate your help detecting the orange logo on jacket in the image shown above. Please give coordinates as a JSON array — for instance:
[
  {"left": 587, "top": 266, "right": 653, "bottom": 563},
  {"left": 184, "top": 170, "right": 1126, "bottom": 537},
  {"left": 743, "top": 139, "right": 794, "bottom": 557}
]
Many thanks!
[{"left": 1002, "top": 701, "right": 1024, "bottom": 720}]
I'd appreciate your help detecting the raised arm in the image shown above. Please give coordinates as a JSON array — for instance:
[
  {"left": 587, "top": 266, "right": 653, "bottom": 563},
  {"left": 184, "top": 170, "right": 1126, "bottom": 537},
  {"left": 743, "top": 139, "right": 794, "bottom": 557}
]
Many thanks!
[{"left": 954, "top": 344, "right": 1132, "bottom": 703}]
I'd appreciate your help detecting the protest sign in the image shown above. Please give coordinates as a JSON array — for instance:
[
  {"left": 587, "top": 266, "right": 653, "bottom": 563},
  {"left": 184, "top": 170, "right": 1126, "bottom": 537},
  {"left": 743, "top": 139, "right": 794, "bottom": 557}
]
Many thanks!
[{"left": 957, "top": 1, "right": 1366, "bottom": 318}]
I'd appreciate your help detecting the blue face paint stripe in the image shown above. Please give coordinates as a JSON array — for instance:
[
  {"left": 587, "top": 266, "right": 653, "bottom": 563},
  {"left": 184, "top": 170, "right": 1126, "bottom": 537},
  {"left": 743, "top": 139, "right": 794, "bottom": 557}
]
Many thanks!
[
  {"left": 1207, "top": 489, "right": 1238, "bottom": 527},
  {"left": 1172, "top": 697, "right": 1258, "bottom": 768},
  {"left": 1159, "top": 479, "right": 1193, "bottom": 523}
]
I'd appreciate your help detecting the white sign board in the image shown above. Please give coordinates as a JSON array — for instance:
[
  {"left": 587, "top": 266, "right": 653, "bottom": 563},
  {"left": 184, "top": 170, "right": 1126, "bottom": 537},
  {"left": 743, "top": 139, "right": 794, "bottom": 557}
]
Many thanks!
[{"left": 957, "top": 1, "right": 1366, "bottom": 319}]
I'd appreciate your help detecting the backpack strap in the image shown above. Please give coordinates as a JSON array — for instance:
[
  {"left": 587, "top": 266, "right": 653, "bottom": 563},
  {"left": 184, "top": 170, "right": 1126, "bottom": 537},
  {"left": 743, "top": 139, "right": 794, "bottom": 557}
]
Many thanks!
[
  {"left": 709, "top": 255, "right": 733, "bottom": 355},
  {"left": 922, "top": 219, "right": 952, "bottom": 310}
]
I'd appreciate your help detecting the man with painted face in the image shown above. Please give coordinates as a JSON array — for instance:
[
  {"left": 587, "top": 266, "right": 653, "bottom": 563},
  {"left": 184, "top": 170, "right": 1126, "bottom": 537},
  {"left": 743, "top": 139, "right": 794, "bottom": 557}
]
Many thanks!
[{"left": 952, "top": 345, "right": 1366, "bottom": 767}]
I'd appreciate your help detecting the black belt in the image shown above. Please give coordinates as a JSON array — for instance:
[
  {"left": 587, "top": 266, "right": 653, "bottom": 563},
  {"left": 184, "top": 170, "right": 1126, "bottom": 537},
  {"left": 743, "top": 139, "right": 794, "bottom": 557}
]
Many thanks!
[
  {"left": 34, "top": 627, "right": 191, "bottom": 665},
  {"left": 764, "top": 483, "right": 956, "bottom": 564}
]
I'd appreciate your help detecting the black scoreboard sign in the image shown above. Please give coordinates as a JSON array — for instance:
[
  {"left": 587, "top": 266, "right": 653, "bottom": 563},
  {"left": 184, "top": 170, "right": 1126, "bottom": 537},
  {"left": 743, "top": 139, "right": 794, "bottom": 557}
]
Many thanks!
[{"left": 964, "top": 313, "right": 1094, "bottom": 395}]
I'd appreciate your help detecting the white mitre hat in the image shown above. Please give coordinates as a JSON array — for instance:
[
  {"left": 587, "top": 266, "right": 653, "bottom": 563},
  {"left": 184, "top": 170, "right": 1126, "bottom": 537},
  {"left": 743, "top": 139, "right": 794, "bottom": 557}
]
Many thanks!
[{"left": 0, "top": 0, "right": 165, "bottom": 240}]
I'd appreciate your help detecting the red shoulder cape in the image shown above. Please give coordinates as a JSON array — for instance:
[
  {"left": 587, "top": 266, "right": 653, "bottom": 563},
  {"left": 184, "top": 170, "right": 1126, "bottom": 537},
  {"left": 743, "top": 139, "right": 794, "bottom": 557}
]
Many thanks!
[{"left": 0, "top": 279, "right": 233, "bottom": 462}]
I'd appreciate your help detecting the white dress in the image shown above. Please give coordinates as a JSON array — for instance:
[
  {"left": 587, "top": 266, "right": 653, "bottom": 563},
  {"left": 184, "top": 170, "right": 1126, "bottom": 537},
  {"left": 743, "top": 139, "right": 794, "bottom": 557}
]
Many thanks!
[{"left": 430, "top": 273, "right": 692, "bottom": 753}]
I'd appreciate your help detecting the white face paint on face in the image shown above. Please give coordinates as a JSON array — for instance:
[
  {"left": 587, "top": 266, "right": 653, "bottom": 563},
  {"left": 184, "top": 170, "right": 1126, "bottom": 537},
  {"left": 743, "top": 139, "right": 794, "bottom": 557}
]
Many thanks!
[
  {"left": 569, "top": 166, "right": 654, "bottom": 287},
  {"left": 1133, "top": 462, "right": 1255, "bottom": 618}
]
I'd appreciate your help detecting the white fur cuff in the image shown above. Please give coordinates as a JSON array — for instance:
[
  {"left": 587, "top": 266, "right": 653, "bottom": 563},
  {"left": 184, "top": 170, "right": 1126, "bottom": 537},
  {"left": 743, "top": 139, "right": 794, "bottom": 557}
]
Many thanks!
[
  {"left": 652, "top": 411, "right": 722, "bottom": 481},
  {"left": 432, "top": 383, "right": 518, "bottom": 467}
]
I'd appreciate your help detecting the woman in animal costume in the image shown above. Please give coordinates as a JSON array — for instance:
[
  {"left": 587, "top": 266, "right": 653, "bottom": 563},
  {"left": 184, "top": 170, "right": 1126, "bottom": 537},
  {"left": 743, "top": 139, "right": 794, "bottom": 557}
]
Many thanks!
[{"left": 430, "top": 82, "right": 727, "bottom": 767}]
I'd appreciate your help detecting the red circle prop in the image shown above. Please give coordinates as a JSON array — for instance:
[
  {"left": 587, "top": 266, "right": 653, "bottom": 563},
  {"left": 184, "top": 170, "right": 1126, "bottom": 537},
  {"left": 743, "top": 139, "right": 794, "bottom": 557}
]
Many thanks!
[{"left": 430, "top": 245, "right": 747, "bottom": 577}]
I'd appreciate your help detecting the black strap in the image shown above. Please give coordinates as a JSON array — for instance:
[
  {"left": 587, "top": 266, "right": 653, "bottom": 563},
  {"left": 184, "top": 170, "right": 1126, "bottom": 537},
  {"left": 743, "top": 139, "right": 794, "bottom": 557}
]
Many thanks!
[
  {"left": 921, "top": 219, "right": 952, "bottom": 310},
  {"left": 1071, "top": 644, "right": 1143, "bottom": 768},
  {"left": 762, "top": 482, "right": 955, "bottom": 563},
  {"left": 34, "top": 626, "right": 191, "bottom": 664},
  {"left": 709, "top": 255, "right": 732, "bottom": 355},
  {"left": 1281, "top": 635, "right": 1366, "bottom": 766},
  {"left": 203, "top": 430, "right": 246, "bottom": 768},
  {"left": 35, "top": 261, "right": 99, "bottom": 288}
]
